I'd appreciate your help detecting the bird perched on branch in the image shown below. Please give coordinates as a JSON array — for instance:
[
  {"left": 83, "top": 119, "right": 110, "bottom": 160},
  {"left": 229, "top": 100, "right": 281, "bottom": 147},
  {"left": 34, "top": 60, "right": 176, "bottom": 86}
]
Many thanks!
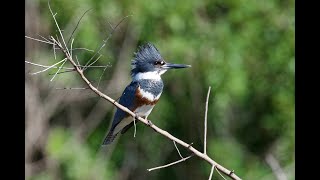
[{"left": 103, "top": 42, "right": 191, "bottom": 145}]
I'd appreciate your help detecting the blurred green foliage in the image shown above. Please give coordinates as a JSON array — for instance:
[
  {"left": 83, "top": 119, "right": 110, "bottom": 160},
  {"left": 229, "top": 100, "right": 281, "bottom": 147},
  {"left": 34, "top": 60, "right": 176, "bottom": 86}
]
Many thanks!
[{"left": 26, "top": 0, "right": 294, "bottom": 179}]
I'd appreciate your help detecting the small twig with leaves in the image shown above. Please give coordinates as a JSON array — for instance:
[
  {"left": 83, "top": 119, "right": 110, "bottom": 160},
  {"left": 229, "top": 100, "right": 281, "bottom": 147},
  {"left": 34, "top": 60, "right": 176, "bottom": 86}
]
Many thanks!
[{"left": 25, "top": 1, "right": 242, "bottom": 180}]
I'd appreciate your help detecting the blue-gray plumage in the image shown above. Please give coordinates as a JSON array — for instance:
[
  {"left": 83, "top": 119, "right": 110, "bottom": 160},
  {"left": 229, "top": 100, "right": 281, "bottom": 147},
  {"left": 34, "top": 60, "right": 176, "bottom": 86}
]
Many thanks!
[{"left": 102, "top": 42, "right": 191, "bottom": 145}]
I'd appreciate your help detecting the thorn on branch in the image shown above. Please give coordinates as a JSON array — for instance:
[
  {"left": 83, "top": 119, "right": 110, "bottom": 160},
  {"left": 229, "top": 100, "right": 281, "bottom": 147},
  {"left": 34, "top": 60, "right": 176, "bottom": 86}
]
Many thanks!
[
  {"left": 147, "top": 120, "right": 153, "bottom": 126},
  {"left": 187, "top": 142, "right": 194, "bottom": 149},
  {"left": 230, "top": 170, "right": 234, "bottom": 175}
]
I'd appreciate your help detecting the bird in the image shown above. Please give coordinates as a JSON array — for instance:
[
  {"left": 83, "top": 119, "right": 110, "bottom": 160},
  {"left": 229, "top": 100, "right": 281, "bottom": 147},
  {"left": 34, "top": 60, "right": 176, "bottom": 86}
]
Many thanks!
[{"left": 102, "top": 42, "right": 191, "bottom": 145}]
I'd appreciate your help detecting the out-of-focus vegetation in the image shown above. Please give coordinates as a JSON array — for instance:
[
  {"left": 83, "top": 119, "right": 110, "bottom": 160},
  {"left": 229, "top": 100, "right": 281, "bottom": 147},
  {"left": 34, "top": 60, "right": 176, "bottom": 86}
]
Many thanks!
[{"left": 25, "top": 0, "right": 294, "bottom": 179}]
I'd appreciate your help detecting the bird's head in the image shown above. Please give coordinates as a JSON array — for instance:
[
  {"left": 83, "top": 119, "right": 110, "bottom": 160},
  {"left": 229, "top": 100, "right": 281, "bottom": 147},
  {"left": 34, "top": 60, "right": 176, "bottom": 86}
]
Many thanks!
[{"left": 131, "top": 42, "right": 191, "bottom": 80}]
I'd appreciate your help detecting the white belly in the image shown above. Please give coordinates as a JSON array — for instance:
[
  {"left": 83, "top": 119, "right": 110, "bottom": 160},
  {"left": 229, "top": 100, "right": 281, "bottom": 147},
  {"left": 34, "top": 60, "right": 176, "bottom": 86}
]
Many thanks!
[
  {"left": 134, "top": 104, "right": 155, "bottom": 117},
  {"left": 112, "top": 105, "right": 155, "bottom": 135}
]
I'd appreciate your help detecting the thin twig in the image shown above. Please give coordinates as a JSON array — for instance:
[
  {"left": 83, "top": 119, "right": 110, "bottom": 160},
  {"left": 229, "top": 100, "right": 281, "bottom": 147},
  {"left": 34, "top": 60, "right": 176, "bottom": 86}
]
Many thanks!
[
  {"left": 106, "top": 19, "right": 114, "bottom": 30},
  {"left": 208, "top": 165, "right": 215, "bottom": 180},
  {"left": 173, "top": 141, "right": 184, "bottom": 159},
  {"left": 53, "top": 43, "right": 57, "bottom": 59},
  {"left": 83, "top": 15, "right": 132, "bottom": 69},
  {"left": 28, "top": 59, "right": 66, "bottom": 75},
  {"left": 50, "top": 36, "right": 61, "bottom": 46},
  {"left": 48, "top": 69, "right": 76, "bottom": 75},
  {"left": 204, "top": 86, "right": 211, "bottom": 155},
  {"left": 50, "top": 59, "right": 67, "bottom": 81},
  {"left": 265, "top": 153, "right": 287, "bottom": 180},
  {"left": 25, "top": 36, "right": 54, "bottom": 45},
  {"left": 75, "top": 55, "right": 81, "bottom": 68},
  {"left": 70, "top": 38, "right": 74, "bottom": 59},
  {"left": 97, "top": 66, "right": 108, "bottom": 90},
  {"left": 26, "top": 60, "right": 70, "bottom": 70},
  {"left": 215, "top": 166, "right": 227, "bottom": 180},
  {"left": 48, "top": 0, "right": 70, "bottom": 56},
  {"left": 37, "top": 34, "right": 50, "bottom": 42},
  {"left": 25, "top": 60, "right": 110, "bottom": 69},
  {"left": 133, "top": 118, "right": 136, "bottom": 138},
  {"left": 70, "top": 48, "right": 94, "bottom": 52},
  {"left": 55, "top": 87, "right": 89, "bottom": 90},
  {"left": 67, "top": 8, "right": 93, "bottom": 45},
  {"left": 83, "top": 54, "right": 102, "bottom": 71},
  {"left": 147, "top": 154, "right": 193, "bottom": 172}
]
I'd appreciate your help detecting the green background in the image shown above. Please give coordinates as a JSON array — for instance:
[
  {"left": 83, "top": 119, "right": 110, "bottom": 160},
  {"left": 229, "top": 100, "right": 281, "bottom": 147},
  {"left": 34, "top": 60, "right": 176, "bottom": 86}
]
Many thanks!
[{"left": 25, "top": 0, "right": 294, "bottom": 179}]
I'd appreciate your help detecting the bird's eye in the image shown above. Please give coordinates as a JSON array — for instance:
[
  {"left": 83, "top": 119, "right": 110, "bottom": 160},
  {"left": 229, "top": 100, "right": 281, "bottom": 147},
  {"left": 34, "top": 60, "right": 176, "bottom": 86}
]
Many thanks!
[{"left": 154, "top": 61, "right": 165, "bottom": 65}]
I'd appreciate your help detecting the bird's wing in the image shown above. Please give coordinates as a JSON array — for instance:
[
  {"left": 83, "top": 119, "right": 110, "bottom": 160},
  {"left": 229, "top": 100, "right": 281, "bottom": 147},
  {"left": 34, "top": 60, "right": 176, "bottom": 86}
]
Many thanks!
[{"left": 110, "top": 81, "right": 139, "bottom": 130}]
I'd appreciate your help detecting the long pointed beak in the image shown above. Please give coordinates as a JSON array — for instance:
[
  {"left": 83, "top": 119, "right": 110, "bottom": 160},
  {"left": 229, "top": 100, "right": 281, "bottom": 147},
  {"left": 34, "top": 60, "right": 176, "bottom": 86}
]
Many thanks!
[{"left": 162, "top": 63, "right": 191, "bottom": 69}]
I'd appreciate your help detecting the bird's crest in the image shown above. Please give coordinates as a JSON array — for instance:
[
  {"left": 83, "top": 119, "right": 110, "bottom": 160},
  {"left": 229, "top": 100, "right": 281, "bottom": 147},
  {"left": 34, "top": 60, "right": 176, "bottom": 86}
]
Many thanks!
[{"left": 131, "top": 42, "right": 162, "bottom": 71}]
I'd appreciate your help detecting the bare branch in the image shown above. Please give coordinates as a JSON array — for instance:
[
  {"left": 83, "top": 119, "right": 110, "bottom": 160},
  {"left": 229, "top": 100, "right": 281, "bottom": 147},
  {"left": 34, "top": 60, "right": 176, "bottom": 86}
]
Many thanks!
[
  {"left": 55, "top": 87, "right": 89, "bottom": 90},
  {"left": 96, "top": 66, "right": 108, "bottom": 90},
  {"left": 48, "top": 0, "right": 70, "bottom": 56},
  {"left": 25, "top": 60, "right": 110, "bottom": 70},
  {"left": 67, "top": 8, "right": 93, "bottom": 45},
  {"left": 106, "top": 19, "right": 114, "bottom": 30},
  {"left": 70, "top": 48, "right": 94, "bottom": 52},
  {"left": 147, "top": 154, "right": 194, "bottom": 172},
  {"left": 208, "top": 165, "right": 215, "bottom": 180},
  {"left": 28, "top": 59, "right": 66, "bottom": 75},
  {"left": 50, "top": 59, "right": 67, "bottom": 81},
  {"left": 70, "top": 38, "right": 75, "bottom": 58},
  {"left": 204, "top": 86, "right": 211, "bottom": 155},
  {"left": 26, "top": 60, "right": 69, "bottom": 70},
  {"left": 25, "top": 36, "right": 54, "bottom": 45},
  {"left": 75, "top": 55, "right": 81, "bottom": 67},
  {"left": 48, "top": 69, "right": 76, "bottom": 75},
  {"left": 50, "top": 36, "right": 61, "bottom": 46},
  {"left": 133, "top": 118, "right": 137, "bottom": 138},
  {"left": 37, "top": 34, "right": 50, "bottom": 42},
  {"left": 173, "top": 141, "right": 184, "bottom": 159},
  {"left": 53, "top": 43, "right": 57, "bottom": 59},
  {"left": 265, "top": 153, "right": 287, "bottom": 180},
  {"left": 83, "top": 54, "right": 102, "bottom": 71},
  {"left": 83, "top": 15, "right": 132, "bottom": 69}
]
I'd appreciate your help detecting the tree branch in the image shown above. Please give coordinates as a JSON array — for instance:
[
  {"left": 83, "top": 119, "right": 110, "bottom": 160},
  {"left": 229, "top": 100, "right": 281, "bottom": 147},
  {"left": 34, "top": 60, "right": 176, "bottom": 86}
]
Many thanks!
[
  {"left": 173, "top": 140, "right": 184, "bottom": 159},
  {"left": 208, "top": 165, "right": 215, "bottom": 180},
  {"left": 204, "top": 86, "right": 211, "bottom": 155},
  {"left": 147, "top": 154, "right": 194, "bottom": 172}
]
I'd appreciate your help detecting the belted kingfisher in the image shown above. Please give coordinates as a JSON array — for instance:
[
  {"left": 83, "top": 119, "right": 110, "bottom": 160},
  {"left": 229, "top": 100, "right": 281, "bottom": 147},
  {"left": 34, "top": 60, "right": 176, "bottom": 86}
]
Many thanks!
[{"left": 102, "top": 42, "right": 191, "bottom": 145}]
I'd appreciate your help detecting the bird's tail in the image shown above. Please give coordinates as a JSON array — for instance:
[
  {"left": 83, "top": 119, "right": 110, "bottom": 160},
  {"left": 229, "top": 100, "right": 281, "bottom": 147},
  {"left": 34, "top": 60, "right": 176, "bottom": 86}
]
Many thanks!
[{"left": 102, "top": 130, "right": 119, "bottom": 145}]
